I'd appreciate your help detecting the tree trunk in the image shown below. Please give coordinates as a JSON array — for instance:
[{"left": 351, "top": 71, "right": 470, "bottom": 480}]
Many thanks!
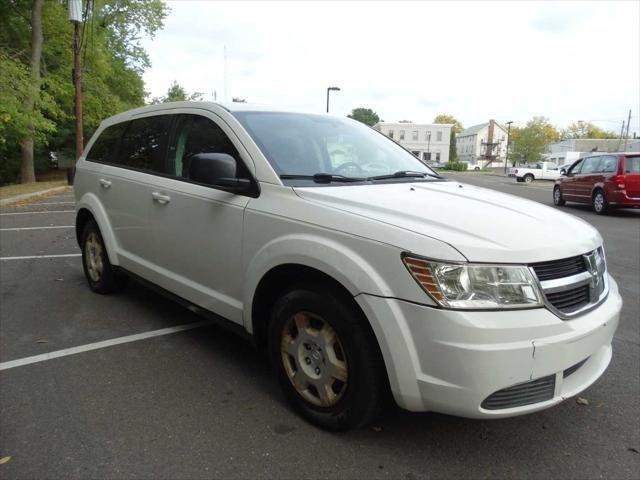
[{"left": 20, "top": 0, "right": 44, "bottom": 184}]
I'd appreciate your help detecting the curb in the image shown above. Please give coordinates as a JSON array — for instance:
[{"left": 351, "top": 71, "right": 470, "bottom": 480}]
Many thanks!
[{"left": 0, "top": 186, "right": 71, "bottom": 207}]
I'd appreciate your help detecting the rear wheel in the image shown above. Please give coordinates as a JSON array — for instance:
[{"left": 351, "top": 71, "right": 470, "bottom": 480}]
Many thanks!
[
  {"left": 81, "top": 220, "right": 128, "bottom": 294},
  {"left": 553, "top": 186, "right": 566, "bottom": 206},
  {"left": 523, "top": 173, "right": 534, "bottom": 184},
  {"left": 268, "top": 284, "right": 386, "bottom": 431},
  {"left": 593, "top": 190, "right": 608, "bottom": 215}
]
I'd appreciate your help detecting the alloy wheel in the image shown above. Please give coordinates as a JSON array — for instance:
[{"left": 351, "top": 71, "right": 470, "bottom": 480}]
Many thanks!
[
  {"left": 280, "top": 311, "right": 348, "bottom": 407},
  {"left": 594, "top": 193, "right": 604, "bottom": 212}
]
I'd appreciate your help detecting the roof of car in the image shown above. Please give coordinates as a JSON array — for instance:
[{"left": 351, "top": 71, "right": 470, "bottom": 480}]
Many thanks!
[{"left": 103, "top": 101, "right": 317, "bottom": 125}]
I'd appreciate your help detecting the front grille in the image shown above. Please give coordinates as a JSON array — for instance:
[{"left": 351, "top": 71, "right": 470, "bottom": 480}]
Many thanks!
[
  {"left": 545, "top": 284, "right": 590, "bottom": 313},
  {"left": 563, "top": 357, "right": 589, "bottom": 378},
  {"left": 531, "top": 255, "right": 586, "bottom": 281},
  {"left": 481, "top": 375, "right": 556, "bottom": 410}
]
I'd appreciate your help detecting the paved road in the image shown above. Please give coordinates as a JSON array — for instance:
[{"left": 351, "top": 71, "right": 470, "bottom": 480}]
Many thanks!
[{"left": 0, "top": 179, "right": 638, "bottom": 479}]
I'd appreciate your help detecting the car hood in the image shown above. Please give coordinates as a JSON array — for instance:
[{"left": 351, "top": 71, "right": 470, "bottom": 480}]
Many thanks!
[{"left": 293, "top": 180, "right": 602, "bottom": 263}]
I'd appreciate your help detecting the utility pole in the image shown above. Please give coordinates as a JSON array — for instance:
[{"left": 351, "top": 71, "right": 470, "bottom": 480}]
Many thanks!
[
  {"left": 504, "top": 121, "right": 513, "bottom": 174},
  {"left": 69, "top": 0, "right": 84, "bottom": 185},
  {"left": 616, "top": 120, "right": 625, "bottom": 151},
  {"left": 623, "top": 109, "right": 632, "bottom": 151}
]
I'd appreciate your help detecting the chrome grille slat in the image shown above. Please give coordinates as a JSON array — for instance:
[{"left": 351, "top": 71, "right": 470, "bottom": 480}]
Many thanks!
[{"left": 531, "top": 248, "right": 608, "bottom": 319}]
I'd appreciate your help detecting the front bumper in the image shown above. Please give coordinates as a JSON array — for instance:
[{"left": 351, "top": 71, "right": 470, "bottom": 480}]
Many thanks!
[{"left": 355, "top": 275, "right": 622, "bottom": 418}]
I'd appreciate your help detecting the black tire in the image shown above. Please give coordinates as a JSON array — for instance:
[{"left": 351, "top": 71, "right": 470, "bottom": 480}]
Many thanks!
[
  {"left": 268, "top": 283, "right": 386, "bottom": 431},
  {"left": 553, "top": 186, "right": 566, "bottom": 206},
  {"left": 523, "top": 173, "right": 534, "bottom": 184},
  {"left": 81, "top": 220, "right": 128, "bottom": 294},
  {"left": 593, "top": 190, "right": 608, "bottom": 215}
]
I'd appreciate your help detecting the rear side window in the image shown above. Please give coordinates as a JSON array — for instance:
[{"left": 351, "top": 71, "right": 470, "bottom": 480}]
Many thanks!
[
  {"left": 624, "top": 155, "right": 640, "bottom": 173},
  {"left": 118, "top": 115, "right": 172, "bottom": 173},
  {"left": 580, "top": 156, "right": 601, "bottom": 174},
  {"left": 86, "top": 123, "right": 126, "bottom": 164},
  {"left": 599, "top": 156, "right": 618, "bottom": 173}
]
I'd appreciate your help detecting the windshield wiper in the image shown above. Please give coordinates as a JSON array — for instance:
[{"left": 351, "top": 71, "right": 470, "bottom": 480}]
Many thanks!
[
  {"left": 279, "top": 173, "right": 366, "bottom": 184},
  {"left": 367, "top": 170, "right": 442, "bottom": 181}
]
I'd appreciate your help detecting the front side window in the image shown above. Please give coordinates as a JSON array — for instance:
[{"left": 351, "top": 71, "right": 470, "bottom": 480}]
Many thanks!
[
  {"left": 581, "top": 156, "right": 601, "bottom": 174},
  {"left": 233, "top": 112, "right": 436, "bottom": 184},
  {"left": 86, "top": 123, "right": 127, "bottom": 164},
  {"left": 168, "top": 114, "right": 248, "bottom": 180},
  {"left": 568, "top": 159, "right": 583, "bottom": 175},
  {"left": 118, "top": 115, "right": 172, "bottom": 173}
]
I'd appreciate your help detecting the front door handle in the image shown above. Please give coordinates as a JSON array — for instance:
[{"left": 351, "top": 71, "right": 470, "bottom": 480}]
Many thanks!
[
  {"left": 151, "top": 191, "right": 171, "bottom": 204},
  {"left": 99, "top": 178, "right": 112, "bottom": 189}
]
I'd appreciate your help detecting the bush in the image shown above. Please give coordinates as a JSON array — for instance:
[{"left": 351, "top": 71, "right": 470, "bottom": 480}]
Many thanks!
[{"left": 443, "top": 161, "right": 468, "bottom": 171}]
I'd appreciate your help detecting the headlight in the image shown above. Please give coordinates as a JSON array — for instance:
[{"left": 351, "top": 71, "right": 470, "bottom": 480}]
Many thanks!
[{"left": 402, "top": 255, "right": 543, "bottom": 309}]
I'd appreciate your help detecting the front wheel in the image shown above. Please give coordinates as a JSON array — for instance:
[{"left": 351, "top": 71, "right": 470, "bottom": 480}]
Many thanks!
[
  {"left": 268, "top": 284, "right": 386, "bottom": 431},
  {"left": 81, "top": 220, "right": 128, "bottom": 294},
  {"left": 553, "top": 186, "right": 566, "bottom": 206},
  {"left": 593, "top": 190, "right": 608, "bottom": 215}
]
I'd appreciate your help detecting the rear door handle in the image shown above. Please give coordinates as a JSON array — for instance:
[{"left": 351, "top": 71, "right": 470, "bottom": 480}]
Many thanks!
[
  {"left": 151, "top": 191, "right": 171, "bottom": 204},
  {"left": 99, "top": 178, "right": 112, "bottom": 189}
]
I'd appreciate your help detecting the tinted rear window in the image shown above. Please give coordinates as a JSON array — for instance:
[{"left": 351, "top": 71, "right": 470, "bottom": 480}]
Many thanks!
[
  {"left": 118, "top": 115, "right": 172, "bottom": 173},
  {"left": 624, "top": 155, "right": 640, "bottom": 173},
  {"left": 86, "top": 123, "right": 126, "bottom": 163}
]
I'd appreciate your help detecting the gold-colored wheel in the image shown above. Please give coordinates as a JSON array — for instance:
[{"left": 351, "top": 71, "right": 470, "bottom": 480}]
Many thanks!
[
  {"left": 280, "top": 311, "right": 348, "bottom": 407},
  {"left": 84, "top": 231, "right": 104, "bottom": 282}
]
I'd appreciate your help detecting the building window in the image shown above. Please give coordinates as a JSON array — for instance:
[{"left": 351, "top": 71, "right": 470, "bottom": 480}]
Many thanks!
[
  {"left": 436, "top": 131, "right": 442, "bottom": 141},
  {"left": 436, "top": 152, "right": 441, "bottom": 162},
  {"left": 412, "top": 130, "right": 418, "bottom": 140},
  {"left": 411, "top": 150, "right": 420, "bottom": 158},
  {"left": 388, "top": 130, "right": 394, "bottom": 139},
  {"left": 399, "top": 130, "right": 405, "bottom": 140},
  {"left": 423, "top": 152, "right": 431, "bottom": 161}
]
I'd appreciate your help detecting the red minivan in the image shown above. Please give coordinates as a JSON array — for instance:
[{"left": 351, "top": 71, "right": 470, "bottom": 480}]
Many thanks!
[{"left": 553, "top": 152, "right": 640, "bottom": 214}]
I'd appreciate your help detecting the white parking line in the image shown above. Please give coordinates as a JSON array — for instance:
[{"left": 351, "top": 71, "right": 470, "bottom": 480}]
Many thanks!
[
  {"left": 0, "top": 210, "right": 75, "bottom": 216},
  {"left": 0, "top": 226, "right": 74, "bottom": 231},
  {"left": 0, "top": 320, "right": 214, "bottom": 371},
  {"left": 0, "top": 253, "right": 81, "bottom": 261}
]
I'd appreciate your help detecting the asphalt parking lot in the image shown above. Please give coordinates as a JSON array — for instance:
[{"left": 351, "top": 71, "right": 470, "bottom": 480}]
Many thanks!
[{"left": 1, "top": 178, "right": 639, "bottom": 479}]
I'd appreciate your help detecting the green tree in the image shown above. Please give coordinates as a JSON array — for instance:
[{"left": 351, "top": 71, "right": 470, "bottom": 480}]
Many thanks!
[
  {"left": 433, "top": 114, "right": 464, "bottom": 134},
  {"left": 150, "top": 80, "right": 203, "bottom": 104},
  {"left": 0, "top": 0, "right": 169, "bottom": 184},
  {"left": 347, "top": 107, "right": 380, "bottom": 127},
  {"left": 510, "top": 117, "right": 560, "bottom": 164},
  {"left": 562, "top": 121, "right": 618, "bottom": 139}
]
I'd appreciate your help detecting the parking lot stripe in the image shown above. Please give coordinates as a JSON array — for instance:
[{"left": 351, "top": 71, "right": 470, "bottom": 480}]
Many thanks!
[
  {"left": 0, "top": 253, "right": 81, "bottom": 261},
  {"left": 0, "top": 226, "right": 75, "bottom": 231},
  {"left": 0, "top": 320, "right": 214, "bottom": 371},
  {"left": 0, "top": 210, "right": 74, "bottom": 216}
]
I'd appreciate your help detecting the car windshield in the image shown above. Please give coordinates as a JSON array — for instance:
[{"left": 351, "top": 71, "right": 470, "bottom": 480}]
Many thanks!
[{"left": 233, "top": 111, "right": 437, "bottom": 185}]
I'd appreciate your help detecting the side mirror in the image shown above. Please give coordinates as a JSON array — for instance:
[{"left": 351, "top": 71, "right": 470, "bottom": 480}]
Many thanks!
[
  {"left": 188, "top": 153, "right": 255, "bottom": 195},
  {"left": 189, "top": 153, "right": 237, "bottom": 184}
]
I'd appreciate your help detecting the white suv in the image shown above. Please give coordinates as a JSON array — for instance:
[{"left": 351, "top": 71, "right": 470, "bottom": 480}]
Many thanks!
[{"left": 74, "top": 102, "right": 622, "bottom": 431}]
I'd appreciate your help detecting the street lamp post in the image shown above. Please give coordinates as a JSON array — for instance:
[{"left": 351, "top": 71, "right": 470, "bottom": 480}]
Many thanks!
[
  {"left": 504, "top": 121, "right": 513, "bottom": 174},
  {"left": 326, "top": 86, "right": 340, "bottom": 113}
]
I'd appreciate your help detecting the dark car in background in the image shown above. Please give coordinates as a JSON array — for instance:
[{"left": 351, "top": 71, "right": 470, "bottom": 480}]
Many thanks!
[{"left": 553, "top": 153, "right": 640, "bottom": 214}]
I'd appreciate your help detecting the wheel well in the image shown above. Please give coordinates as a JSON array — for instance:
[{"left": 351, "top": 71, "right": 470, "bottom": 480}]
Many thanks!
[
  {"left": 524, "top": 173, "right": 534, "bottom": 178},
  {"left": 75, "top": 208, "right": 95, "bottom": 247},
  {"left": 251, "top": 264, "right": 359, "bottom": 349},
  {"left": 592, "top": 187, "right": 604, "bottom": 199}
]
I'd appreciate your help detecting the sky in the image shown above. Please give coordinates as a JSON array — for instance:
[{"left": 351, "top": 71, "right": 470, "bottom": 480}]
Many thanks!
[{"left": 141, "top": 0, "right": 640, "bottom": 134}]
